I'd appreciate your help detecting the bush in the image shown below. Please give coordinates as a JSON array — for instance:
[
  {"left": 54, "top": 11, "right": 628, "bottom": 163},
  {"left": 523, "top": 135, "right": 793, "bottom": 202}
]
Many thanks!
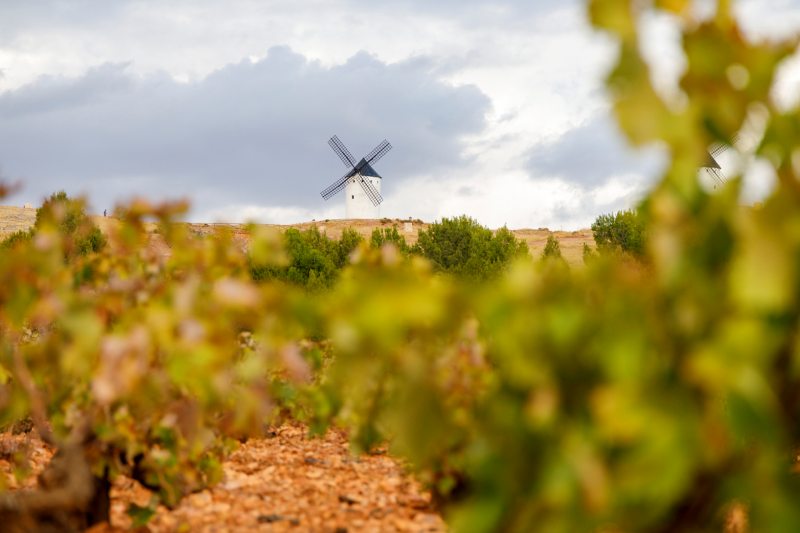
[
  {"left": 370, "top": 224, "right": 410, "bottom": 254},
  {"left": 1, "top": 229, "right": 32, "bottom": 249},
  {"left": 591, "top": 209, "right": 645, "bottom": 258},
  {"left": 280, "top": 227, "right": 337, "bottom": 288},
  {"left": 337, "top": 228, "right": 364, "bottom": 267},
  {"left": 582, "top": 242, "right": 597, "bottom": 264},
  {"left": 413, "top": 216, "right": 528, "bottom": 281},
  {"left": 251, "top": 226, "right": 363, "bottom": 290},
  {"left": 541, "top": 234, "right": 563, "bottom": 260},
  {"left": 31, "top": 191, "right": 106, "bottom": 259}
]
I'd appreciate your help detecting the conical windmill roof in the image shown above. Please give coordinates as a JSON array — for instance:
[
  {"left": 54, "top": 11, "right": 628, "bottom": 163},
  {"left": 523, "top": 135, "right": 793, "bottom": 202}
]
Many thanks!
[{"left": 355, "top": 158, "right": 382, "bottom": 178}]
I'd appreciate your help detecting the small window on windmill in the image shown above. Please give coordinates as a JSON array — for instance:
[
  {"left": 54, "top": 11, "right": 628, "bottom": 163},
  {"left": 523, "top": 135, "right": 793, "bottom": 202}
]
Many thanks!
[{"left": 352, "top": 195, "right": 354, "bottom": 199}]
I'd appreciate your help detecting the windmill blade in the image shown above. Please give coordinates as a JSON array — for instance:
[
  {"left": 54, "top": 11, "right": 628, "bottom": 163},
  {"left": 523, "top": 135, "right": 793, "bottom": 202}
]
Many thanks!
[
  {"left": 321, "top": 169, "right": 356, "bottom": 200},
  {"left": 709, "top": 168, "right": 725, "bottom": 185},
  {"left": 328, "top": 135, "right": 357, "bottom": 168},
  {"left": 363, "top": 140, "right": 392, "bottom": 167},
  {"left": 704, "top": 167, "right": 725, "bottom": 186},
  {"left": 357, "top": 174, "right": 384, "bottom": 206},
  {"left": 709, "top": 133, "right": 740, "bottom": 157}
]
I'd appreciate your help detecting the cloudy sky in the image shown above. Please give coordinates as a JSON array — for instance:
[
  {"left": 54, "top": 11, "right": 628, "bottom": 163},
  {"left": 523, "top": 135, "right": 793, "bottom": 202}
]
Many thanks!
[{"left": 0, "top": 0, "right": 798, "bottom": 229}]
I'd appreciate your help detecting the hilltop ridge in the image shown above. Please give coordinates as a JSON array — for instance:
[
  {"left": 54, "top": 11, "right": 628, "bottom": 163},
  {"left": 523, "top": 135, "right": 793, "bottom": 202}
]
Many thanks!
[{"left": 0, "top": 206, "right": 593, "bottom": 265}]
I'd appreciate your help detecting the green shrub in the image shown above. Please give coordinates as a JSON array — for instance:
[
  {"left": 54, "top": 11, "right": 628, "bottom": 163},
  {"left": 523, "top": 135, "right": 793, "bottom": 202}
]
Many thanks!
[
  {"left": 250, "top": 226, "right": 363, "bottom": 290},
  {"left": 281, "top": 227, "right": 338, "bottom": 288},
  {"left": 582, "top": 242, "right": 597, "bottom": 264},
  {"left": 370, "top": 224, "right": 410, "bottom": 254},
  {"left": 337, "top": 228, "right": 364, "bottom": 267},
  {"left": 413, "top": 216, "right": 528, "bottom": 281},
  {"left": 541, "top": 234, "right": 562, "bottom": 260},
  {"left": 0, "top": 192, "right": 107, "bottom": 258},
  {"left": 1, "top": 229, "right": 32, "bottom": 249},
  {"left": 591, "top": 209, "right": 646, "bottom": 258}
]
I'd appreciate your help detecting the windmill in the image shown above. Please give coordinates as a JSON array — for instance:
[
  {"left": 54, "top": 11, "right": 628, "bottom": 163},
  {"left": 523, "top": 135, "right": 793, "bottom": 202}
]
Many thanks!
[
  {"left": 701, "top": 135, "right": 739, "bottom": 187},
  {"left": 702, "top": 145, "right": 726, "bottom": 186},
  {"left": 321, "top": 135, "right": 392, "bottom": 219}
]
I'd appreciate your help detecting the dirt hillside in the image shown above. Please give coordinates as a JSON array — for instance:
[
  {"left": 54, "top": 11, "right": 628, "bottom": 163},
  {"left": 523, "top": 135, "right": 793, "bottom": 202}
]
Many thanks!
[
  {"left": 0, "top": 206, "right": 595, "bottom": 265},
  {"left": 0, "top": 205, "right": 37, "bottom": 236}
]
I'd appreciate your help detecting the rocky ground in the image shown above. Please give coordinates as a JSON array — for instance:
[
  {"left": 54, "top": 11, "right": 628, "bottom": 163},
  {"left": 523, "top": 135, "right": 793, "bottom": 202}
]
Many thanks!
[{"left": 1, "top": 424, "right": 445, "bottom": 532}]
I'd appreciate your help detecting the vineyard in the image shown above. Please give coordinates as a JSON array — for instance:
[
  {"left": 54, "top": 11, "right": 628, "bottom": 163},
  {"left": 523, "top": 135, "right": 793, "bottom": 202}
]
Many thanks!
[{"left": 2, "top": 0, "right": 800, "bottom": 531}]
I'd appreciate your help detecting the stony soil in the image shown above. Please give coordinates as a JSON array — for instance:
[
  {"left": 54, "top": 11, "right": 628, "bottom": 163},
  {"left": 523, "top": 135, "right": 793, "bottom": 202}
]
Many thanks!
[{"left": 1, "top": 424, "right": 445, "bottom": 532}]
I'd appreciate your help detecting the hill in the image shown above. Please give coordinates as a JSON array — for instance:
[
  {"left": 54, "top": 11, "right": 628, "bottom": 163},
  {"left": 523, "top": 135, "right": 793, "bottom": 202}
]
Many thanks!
[
  {"left": 0, "top": 205, "right": 37, "bottom": 236},
  {"left": 0, "top": 206, "right": 594, "bottom": 265}
]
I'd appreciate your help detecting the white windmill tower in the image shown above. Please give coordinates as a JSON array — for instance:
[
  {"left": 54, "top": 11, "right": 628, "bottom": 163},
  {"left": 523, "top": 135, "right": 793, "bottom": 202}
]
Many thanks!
[{"left": 320, "top": 135, "right": 392, "bottom": 219}]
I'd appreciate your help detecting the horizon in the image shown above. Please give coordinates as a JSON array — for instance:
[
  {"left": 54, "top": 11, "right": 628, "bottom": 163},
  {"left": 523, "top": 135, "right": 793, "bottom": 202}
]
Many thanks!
[{"left": 0, "top": 199, "right": 597, "bottom": 232}]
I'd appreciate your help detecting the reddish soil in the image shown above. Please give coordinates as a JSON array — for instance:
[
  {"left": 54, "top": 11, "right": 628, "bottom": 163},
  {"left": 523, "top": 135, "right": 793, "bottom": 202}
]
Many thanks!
[{"left": 1, "top": 425, "right": 445, "bottom": 532}]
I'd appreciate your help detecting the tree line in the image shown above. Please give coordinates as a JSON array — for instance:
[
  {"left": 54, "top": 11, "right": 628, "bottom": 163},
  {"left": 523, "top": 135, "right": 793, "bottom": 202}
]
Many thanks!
[{"left": 4, "top": 194, "right": 649, "bottom": 292}]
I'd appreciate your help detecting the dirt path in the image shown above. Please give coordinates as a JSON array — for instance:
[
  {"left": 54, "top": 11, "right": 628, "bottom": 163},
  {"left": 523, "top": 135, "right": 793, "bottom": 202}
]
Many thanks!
[
  {"left": 109, "top": 424, "right": 444, "bottom": 532},
  {"left": 2, "top": 425, "right": 445, "bottom": 532}
]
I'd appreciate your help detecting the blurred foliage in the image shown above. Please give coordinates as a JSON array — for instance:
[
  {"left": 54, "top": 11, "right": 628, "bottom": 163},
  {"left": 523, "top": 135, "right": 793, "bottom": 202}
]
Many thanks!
[
  {"left": 0, "top": 1, "right": 799, "bottom": 532},
  {"left": 0, "top": 198, "right": 318, "bottom": 527},
  {"left": 318, "top": 0, "right": 800, "bottom": 531},
  {"left": 591, "top": 209, "right": 646, "bottom": 258}
]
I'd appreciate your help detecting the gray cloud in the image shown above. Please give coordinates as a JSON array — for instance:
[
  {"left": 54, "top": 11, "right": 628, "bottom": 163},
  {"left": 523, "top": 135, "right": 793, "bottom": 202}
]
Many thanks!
[
  {"left": 527, "top": 113, "right": 663, "bottom": 188},
  {"left": 344, "top": 0, "right": 571, "bottom": 17},
  {"left": 0, "top": 63, "right": 133, "bottom": 118},
  {"left": 0, "top": 47, "right": 489, "bottom": 216},
  {"left": 0, "top": 2, "right": 125, "bottom": 45},
  {"left": 0, "top": 0, "right": 567, "bottom": 27}
]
